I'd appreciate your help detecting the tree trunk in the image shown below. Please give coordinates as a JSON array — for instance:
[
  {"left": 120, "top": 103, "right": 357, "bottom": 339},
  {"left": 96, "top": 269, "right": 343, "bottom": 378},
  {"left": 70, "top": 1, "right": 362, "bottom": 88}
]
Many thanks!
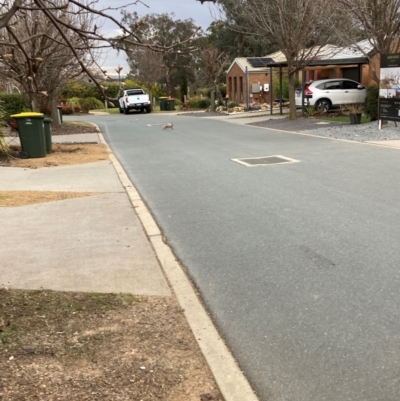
[
  {"left": 288, "top": 70, "right": 297, "bottom": 120},
  {"left": 211, "top": 89, "right": 215, "bottom": 112},
  {"left": 50, "top": 93, "right": 60, "bottom": 126},
  {"left": 215, "top": 83, "right": 225, "bottom": 104},
  {"left": 31, "top": 93, "right": 39, "bottom": 112},
  {"left": 166, "top": 70, "right": 174, "bottom": 97}
]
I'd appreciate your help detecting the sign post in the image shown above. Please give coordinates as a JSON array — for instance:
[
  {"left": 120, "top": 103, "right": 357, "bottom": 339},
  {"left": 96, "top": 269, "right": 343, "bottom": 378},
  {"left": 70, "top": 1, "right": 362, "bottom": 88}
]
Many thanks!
[{"left": 379, "top": 54, "right": 400, "bottom": 129}]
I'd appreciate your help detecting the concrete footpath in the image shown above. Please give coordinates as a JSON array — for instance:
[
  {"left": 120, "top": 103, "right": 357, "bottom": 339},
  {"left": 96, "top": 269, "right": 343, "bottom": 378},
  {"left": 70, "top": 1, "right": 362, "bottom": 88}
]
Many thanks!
[{"left": 0, "top": 131, "right": 258, "bottom": 401}]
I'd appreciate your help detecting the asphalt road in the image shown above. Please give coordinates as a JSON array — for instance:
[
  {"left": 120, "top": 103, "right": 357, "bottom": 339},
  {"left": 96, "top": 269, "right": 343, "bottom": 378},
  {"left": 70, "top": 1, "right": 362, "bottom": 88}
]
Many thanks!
[{"left": 72, "top": 112, "right": 400, "bottom": 401}]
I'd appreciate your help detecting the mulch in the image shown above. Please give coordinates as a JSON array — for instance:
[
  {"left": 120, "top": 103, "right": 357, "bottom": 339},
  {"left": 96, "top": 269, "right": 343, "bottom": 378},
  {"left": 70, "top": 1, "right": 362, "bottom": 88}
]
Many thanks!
[
  {"left": 51, "top": 124, "right": 100, "bottom": 136},
  {"left": 3, "top": 123, "right": 99, "bottom": 137}
]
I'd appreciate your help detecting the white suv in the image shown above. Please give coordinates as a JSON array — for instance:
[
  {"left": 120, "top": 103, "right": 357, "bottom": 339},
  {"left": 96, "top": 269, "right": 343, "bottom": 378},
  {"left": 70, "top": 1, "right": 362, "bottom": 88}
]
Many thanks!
[{"left": 295, "top": 79, "right": 366, "bottom": 111}]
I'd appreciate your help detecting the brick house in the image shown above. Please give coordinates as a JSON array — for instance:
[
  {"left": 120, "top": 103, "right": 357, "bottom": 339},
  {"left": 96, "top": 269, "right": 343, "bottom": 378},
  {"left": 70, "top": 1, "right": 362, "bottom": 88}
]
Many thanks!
[
  {"left": 226, "top": 56, "right": 283, "bottom": 105},
  {"left": 226, "top": 40, "right": 379, "bottom": 107}
]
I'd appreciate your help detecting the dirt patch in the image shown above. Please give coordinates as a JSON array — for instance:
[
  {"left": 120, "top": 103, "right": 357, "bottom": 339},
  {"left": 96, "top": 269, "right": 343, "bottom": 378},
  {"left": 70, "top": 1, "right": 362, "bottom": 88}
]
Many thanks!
[
  {"left": 0, "top": 191, "right": 99, "bottom": 207},
  {"left": 0, "top": 289, "right": 221, "bottom": 401},
  {"left": 0, "top": 144, "right": 109, "bottom": 168},
  {"left": 5, "top": 121, "right": 100, "bottom": 137}
]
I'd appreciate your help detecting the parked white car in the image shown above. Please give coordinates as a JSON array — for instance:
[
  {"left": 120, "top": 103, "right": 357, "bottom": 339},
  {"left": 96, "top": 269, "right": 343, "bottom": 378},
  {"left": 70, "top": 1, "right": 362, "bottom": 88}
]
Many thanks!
[
  {"left": 119, "top": 88, "right": 152, "bottom": 114},
  {"left": 295, "top": 79, "right": 366, "bottom": 111}
]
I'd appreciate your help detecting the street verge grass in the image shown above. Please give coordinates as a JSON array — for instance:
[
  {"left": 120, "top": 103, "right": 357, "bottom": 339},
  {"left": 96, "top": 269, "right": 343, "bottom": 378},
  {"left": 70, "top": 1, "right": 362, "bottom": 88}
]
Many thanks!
[
  {"left": 62, "top": 120, "right": 99, "bottom": 128},
  {"left": 90, "top": 108, "right": 120, "bottom": 114},
  {"left": 316, "top": 115, "right": 370, "bottom": 123},
  {"left": 0, "top": 288, "right": 222, "bottom": 401}
]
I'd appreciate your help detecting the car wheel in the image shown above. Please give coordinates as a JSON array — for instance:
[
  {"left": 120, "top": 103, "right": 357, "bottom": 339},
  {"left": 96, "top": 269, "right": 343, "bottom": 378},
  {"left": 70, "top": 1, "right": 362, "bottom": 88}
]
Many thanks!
[
  {"left": 123, "top": 105, "right": 129, "bottom": 115},
  {"left": 146, "top": 106, "right": 152, "bottom": 113},
  {"left": 119, "top": 106, "right": 123, "bottom": 113},
  {"left": 315, "top": 99, "right": 331, "bottom": 112},
  {"left": 139, "top": 108, "right": 144, "bottom": 113}
]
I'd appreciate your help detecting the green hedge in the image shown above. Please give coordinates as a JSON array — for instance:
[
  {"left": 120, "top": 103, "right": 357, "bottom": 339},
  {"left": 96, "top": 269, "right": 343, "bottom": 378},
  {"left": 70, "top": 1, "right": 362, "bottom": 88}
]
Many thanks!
[
  {"left": 188, "top": 96, "right": 211, "bottom": 109},
  {"left": 196, "top": 85, "right": 226, "bottom": 99},
  {"left": 78, "top": 97, "right": 104, "bottom": 113},
  {"left": 273, "top": 75, "right": 299, "bottom": 101},
  {"left": 365, "top": 84, "right": 379, "bottom": 121},
  {"left": 0, "top": 93, "right": 30, "bottom": 120}
]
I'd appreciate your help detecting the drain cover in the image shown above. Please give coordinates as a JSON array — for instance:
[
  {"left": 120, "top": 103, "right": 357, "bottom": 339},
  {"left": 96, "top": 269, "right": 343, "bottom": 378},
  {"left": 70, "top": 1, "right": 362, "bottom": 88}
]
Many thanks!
[{"left": 232, "top": 155, "right": 300, "bottom": 167}]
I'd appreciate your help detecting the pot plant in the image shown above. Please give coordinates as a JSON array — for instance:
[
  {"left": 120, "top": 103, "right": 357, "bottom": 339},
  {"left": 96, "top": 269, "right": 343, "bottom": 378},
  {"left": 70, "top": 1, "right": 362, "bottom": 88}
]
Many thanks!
[{"left": 343, "top": 103, "right": 364, "bottom": 124}]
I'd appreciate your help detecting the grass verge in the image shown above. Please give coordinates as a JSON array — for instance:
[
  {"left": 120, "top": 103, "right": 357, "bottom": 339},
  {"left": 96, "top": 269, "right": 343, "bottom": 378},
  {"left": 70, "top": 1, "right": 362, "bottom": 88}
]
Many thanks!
[
  {"left": 0, "top": 289, "right": 221, "bottom": 400},
  {"left": 316, "top": 115, "right": 370, "bottom": 123}
]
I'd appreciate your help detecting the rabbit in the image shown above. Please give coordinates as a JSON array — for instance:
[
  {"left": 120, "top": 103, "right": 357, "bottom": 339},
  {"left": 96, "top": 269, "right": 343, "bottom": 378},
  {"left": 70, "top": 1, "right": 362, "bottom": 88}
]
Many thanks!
[{"left": 163, "top": 123, "right": 174, "bottom": 130}]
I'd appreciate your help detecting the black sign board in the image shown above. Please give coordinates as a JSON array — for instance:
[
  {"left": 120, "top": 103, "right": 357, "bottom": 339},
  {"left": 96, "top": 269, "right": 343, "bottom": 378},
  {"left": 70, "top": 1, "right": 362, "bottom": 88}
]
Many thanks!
[{"left": 379, "top": 54, "right": 400, "bottom": 121}]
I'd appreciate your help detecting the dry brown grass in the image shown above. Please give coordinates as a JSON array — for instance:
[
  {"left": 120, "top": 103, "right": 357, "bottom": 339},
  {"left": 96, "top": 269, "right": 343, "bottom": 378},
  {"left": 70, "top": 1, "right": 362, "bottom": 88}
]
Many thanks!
[
  {"left": 0, "top": 143, "right": 109, "bottom": 168},
  {"left": 0, "top": 289, "right": 221, "bottom": 401}
]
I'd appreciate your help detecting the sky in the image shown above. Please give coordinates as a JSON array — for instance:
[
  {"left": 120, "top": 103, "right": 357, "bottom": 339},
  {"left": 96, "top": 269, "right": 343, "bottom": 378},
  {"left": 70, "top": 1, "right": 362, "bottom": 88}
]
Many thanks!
[{"left": 96, "top": 0, "right": 219, "bottom": 75}]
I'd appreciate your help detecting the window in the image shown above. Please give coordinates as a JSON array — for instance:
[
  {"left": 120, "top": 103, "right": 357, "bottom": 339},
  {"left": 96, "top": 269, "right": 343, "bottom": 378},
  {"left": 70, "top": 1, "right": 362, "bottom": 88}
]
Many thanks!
[
  {"left": 342, "top": 80, "right": 360, "bottom": 89},
  {"left": 324, "top": 81, "right": 341, "bottom": 90},
  {"left": 234, "top": 77, "right": 237, "bottom": 101}
]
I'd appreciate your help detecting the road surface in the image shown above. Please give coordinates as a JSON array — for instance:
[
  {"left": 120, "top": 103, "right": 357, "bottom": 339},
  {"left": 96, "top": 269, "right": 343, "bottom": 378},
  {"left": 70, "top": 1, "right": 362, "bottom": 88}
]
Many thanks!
[{"left": 72, "top": 112, "right": 400, "bottom": 401}]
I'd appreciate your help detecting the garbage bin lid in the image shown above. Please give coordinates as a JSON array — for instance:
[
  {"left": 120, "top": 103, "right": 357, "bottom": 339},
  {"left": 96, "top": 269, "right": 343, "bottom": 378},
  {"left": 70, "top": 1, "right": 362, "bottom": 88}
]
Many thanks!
[
  {"left": 11, "top": 112, "right": 44, "bottom": 118},
  {"left": 44, "top": 117, "right": 53, "bottom": 122}
]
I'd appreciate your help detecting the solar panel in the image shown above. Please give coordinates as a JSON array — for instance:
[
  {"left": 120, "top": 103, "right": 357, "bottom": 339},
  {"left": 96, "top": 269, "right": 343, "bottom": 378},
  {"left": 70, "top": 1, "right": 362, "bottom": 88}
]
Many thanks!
[{"left": 247, "top": 57, "right": 274, "bottom": 68}]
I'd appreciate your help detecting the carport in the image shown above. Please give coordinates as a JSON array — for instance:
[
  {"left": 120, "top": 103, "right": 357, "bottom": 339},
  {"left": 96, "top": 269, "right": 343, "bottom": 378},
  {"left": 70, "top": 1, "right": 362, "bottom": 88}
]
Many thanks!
[{"left": 258, "top": 55, "right": 369, "bottom": 116}]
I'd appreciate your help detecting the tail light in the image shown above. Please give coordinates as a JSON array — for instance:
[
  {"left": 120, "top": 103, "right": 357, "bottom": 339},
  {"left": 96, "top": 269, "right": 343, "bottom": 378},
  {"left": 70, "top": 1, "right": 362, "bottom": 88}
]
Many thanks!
[
  {"left": 305, "top": 85, "right": 313, "bottom": 95},
  {"left": 125, "top": 97, "right": 129, "bottom": 103}
]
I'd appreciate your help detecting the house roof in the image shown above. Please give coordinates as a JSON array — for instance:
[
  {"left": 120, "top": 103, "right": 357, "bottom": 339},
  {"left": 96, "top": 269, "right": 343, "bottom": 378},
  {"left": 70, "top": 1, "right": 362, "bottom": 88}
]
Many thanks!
[
  {"left": 227, "top": 40, "right": 375, "bottom": 74},
  {"left": 226, "top": 57, "right": 270, "bottom": 74},
  {"left": 263, "top": 41, "right": 373, "bottom": 66}
]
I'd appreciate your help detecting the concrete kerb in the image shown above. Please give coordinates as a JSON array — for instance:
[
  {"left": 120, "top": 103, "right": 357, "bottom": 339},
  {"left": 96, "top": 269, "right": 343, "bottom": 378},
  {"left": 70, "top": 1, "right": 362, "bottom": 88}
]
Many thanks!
[{"left": 97, "top": 131, "right": 259, "bottom": 401}]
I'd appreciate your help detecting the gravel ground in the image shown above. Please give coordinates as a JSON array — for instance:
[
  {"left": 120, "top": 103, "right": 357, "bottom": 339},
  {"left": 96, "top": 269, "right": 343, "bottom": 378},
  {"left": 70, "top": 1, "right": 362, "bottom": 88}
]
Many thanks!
[{"left": 249, "top": 117, "right": 400, "bottom": 142}]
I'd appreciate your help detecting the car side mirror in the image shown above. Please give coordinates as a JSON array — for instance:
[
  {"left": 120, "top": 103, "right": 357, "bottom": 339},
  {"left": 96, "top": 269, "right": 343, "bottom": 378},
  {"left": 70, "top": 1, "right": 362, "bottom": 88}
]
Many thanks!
[{"left": 357, "top": 85, "right": 364, "bottom": 89}]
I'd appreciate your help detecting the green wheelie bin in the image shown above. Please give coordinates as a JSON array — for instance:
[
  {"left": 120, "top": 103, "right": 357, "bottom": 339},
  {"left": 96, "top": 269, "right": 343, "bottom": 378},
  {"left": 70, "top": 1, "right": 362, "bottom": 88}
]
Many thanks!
[
  {"left": 167, "top": 98, "right": 176, "bottom": 111},
  {"left": 159, "top": 97, "right": 168, "bottom": 111},
  {"left": 57, "top": 106, "right": 63, "bottom": 124},
  {"left": 11, "top": 112, "right": 46, "bottom": 158},
  {"left": 43, "top": 117, "right": 53, "bottom": 153}
]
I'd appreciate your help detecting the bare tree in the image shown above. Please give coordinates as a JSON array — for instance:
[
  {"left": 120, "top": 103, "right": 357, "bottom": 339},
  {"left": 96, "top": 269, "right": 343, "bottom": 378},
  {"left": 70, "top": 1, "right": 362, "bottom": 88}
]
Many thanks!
[
  {"left": 218, "top": 0, "right": 337, "bottom": 119},
  {"left": 0, "top": 0, "right": 97, "bottom": 121},
  {"left": 335, "top": 0, "right": 400, "bottom": 83},
  {"left": 197, "top": 44, "right": 229, "bottom": 104},
  {"left": 127, "top": 47, "right": 164, "bottom": 91},
  {"left": 121, "top": 12, "right": 201, "bottom": 97},
  {"left": 0, "top": 1, "right": 200, "bottom": 103}
]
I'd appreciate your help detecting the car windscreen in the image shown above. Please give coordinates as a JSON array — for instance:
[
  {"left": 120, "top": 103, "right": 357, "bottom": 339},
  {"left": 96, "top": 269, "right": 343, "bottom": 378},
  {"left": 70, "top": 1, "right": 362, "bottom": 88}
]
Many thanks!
[{"left": 126, "top": 90, "right": 144, "bottom": 96}]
